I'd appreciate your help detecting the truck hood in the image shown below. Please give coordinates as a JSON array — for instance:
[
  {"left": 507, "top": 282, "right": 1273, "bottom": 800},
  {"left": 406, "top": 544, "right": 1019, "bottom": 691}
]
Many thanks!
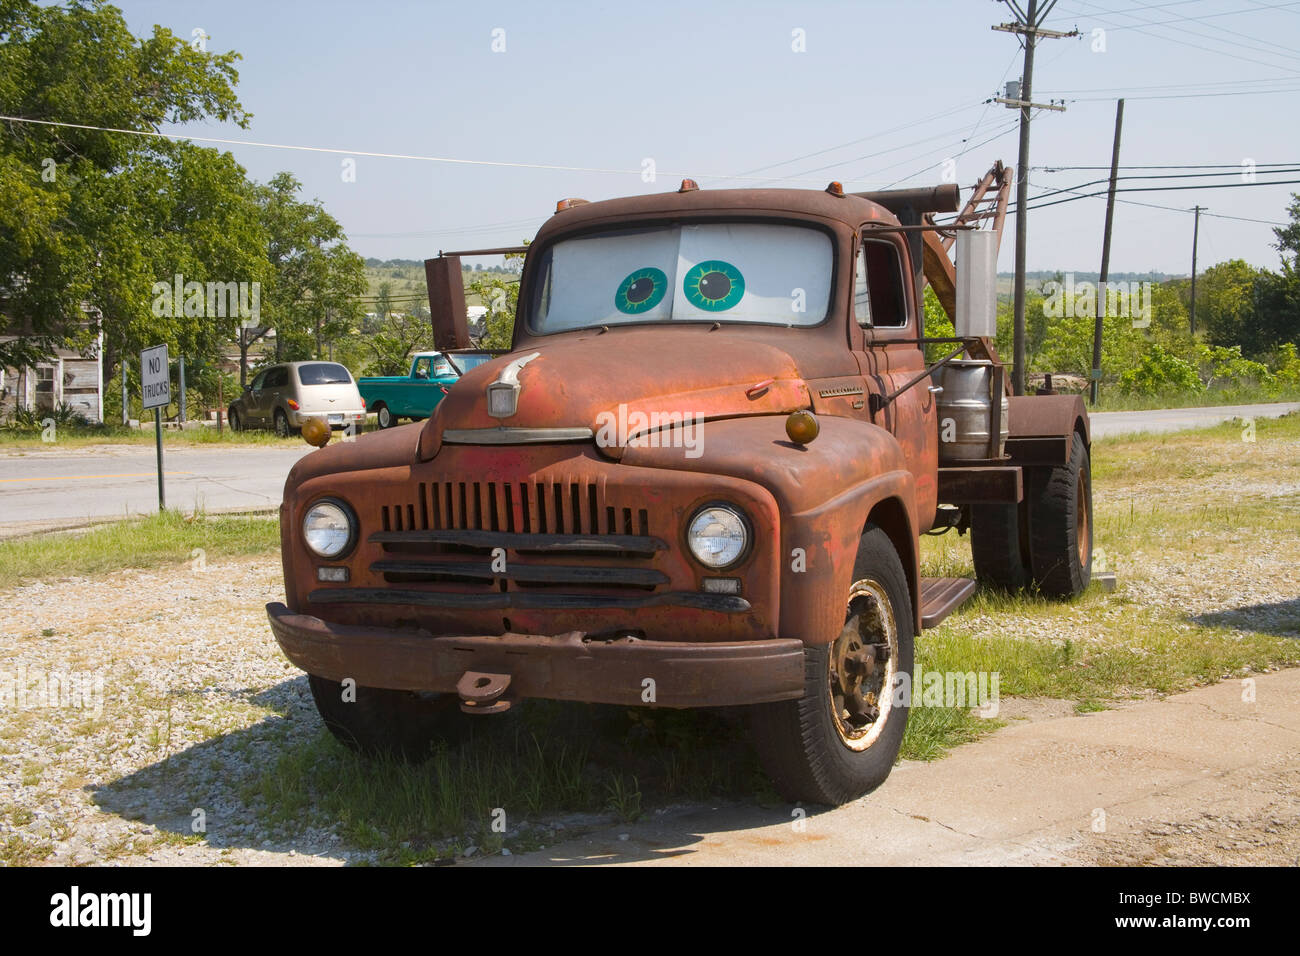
[{"left": 420, "top": 329, "right": 813, "bottom": 459}]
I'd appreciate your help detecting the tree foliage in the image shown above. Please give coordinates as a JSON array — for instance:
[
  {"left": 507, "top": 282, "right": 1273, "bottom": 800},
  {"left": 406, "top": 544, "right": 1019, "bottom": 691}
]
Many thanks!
[{"left": 0, "top": 0, "right": 253, "bottom": 370}]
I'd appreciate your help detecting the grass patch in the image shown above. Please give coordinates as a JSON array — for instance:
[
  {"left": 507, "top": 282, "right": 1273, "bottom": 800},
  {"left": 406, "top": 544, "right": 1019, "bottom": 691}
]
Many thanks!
[
  {"left": 0, "top": 510, "right": 280, "bottom": 590},
  {"left": 248, "top": 702, "right": 773, "bottom": 863},
  {"left": 916, "top": 410, "right": 1300, "bottom": 722}
]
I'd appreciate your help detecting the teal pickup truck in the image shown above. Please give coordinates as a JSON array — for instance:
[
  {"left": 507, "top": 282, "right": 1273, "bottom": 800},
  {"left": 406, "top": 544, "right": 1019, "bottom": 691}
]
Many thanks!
[{"left": 358, "top": 350, "right": 497, "bottom": 429}]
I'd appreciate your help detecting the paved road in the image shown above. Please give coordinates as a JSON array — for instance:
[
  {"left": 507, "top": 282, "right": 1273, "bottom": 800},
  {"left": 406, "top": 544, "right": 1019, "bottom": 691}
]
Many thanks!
[
  {"left": 472, "top": 669, "right": 1300, "bottom": 867},
  {"left": 1, "top": 402, "right": 1295, "bottom": 533},
  {"left": 0, "top": 443, "right": 314, "bottom": 532},
  {"left": 1089, "top": 401, "right": 1299, "bottom": 438}
]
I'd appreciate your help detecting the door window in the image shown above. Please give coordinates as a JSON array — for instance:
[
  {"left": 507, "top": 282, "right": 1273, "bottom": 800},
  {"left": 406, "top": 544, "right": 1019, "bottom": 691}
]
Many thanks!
[{"left": 855, "top": 238, "right": 908, "bottom": 329}]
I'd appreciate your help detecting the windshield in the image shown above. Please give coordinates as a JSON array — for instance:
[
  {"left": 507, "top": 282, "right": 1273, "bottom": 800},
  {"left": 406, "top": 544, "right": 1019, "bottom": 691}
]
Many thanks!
[
  {"left": 297, "top": 363, "right": 352, "bottom": 386},
  {"left": 437, "top": 353, "right": 494, "bottom": 376},
  {"left": 528, "top": 222, "right": 833, "bottom": 333}
]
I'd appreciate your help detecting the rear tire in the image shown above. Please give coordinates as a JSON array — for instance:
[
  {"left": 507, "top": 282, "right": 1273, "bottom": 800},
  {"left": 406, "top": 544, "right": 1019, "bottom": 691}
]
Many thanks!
[
  {"left": 1027, "top": 431, "right": 1093, "bottom": 598},
  {"left": 274, "top": 408, "right": 292, "bottom": 438},
  {"left": 970, "top": 502, "right": 1032, "bottom": 591},
  {"left": 374, "top": 402, "right": 396, "bottom": 429},
  {"left": 750, "top": 525, "right": 913, "bottom": 806},
  {"left": 307, "top": 674, "right": 468, "bottom": 761}
]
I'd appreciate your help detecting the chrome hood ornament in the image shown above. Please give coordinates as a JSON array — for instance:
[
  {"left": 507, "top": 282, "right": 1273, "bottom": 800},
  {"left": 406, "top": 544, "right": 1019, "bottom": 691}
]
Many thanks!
[{"left": 485, "top": 351, "right": 540, "bottom": 419}]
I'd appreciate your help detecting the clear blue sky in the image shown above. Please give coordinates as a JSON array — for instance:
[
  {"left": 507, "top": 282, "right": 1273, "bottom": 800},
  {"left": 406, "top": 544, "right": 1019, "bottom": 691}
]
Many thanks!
[{"left": 120, "top": 0, "right": 1300, "bottom": 275}]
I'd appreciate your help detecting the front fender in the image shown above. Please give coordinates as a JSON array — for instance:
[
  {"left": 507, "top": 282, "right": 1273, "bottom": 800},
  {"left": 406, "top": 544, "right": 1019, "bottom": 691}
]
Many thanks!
[{"left": 623, "top": 415, "right": 919, "bottom": 644}]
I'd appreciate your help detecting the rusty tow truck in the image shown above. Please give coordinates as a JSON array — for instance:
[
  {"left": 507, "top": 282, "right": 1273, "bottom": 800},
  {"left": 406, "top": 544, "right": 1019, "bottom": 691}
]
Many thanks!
[{"left": 267, "top": 166, "right": 1092, "bottom": 805}]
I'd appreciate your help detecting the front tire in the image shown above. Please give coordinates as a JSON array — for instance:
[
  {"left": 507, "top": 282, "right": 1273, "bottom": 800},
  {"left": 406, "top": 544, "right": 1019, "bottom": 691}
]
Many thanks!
[
  {"left": 307, "top": 674, "right": 468, "bottom": 760},
  {"left": 227, "top": 408, "right": 242, "bottom": 432},
  {"left": 750, "top": 525, "right": 913, "bottom": 805}
]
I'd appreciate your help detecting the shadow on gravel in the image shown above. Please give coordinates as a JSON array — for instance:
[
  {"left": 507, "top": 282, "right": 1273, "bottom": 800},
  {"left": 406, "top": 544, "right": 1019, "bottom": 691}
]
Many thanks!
[
  {"left": 89, "top": 675, "right": 781, "bottom": 864},
  {"left": 1192, "top": 598, "right": 1300, "bottom": 639}
]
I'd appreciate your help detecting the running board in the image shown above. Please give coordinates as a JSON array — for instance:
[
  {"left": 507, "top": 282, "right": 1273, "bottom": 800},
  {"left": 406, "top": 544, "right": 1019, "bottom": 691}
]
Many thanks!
[{"left": 919, "top": 577, "right": 977, "bottom": 629}]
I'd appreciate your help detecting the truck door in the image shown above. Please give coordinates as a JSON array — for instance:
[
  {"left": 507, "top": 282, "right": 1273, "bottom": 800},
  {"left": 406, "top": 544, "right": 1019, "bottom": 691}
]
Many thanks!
[{"left": 853, "top": 234, "right": 939, "bottom": 530}]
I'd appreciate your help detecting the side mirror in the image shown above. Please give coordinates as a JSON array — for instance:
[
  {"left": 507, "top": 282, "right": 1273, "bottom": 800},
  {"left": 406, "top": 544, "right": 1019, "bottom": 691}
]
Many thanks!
[
  {"left": 243, "top": 384, "right": 252, "bottom": 393},
  {"left": 955, "top": 230, "right": 998, "bottom": 339},
  {"left": 424, "top": 255, "right": 471, "bottom": 351}
]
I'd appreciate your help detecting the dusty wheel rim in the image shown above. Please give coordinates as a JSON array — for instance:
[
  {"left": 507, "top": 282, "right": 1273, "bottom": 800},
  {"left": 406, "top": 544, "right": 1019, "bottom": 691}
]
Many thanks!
[
  {"left": 828, "top": 579, "right": 898, "bottom": 752},
  {"left": 1076, "top": 470, "right": 1090, "bottom": 568},
  {"left": 377, "top": 406, "right": 391, "bottom": 427},
  {"left": 275, "top": 413, "right": 288, "bottom": 437}
]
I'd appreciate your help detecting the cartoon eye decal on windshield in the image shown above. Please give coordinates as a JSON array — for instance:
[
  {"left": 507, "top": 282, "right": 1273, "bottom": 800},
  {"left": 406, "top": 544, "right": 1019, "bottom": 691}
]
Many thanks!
[
  {"left": 683, "top": 260, "right": 744, "bottom": 311},
  {"left": 615, "top": 267, "right": 668, "bottom": 314}
]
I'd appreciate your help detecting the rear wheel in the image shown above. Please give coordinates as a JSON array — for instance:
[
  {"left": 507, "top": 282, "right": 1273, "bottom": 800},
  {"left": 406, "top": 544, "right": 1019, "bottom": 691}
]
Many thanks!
[
  {"left": 274, "top": 408, "right": 293, "bottom": 438},
  {"left": 307, "top": 674, "right": 469, "bottom": 760},
  {"left": 970, "top": 502, "right": 1032, "bottom": 591},
  {"left": 750, "top": 525, "right": 913, "bottom": 805},
  {"left": 374, "top": 402, "right": 396, "bottom": 429},
  {"left": 1027, "top": 431, "right": 1093, "bottom": 597}
]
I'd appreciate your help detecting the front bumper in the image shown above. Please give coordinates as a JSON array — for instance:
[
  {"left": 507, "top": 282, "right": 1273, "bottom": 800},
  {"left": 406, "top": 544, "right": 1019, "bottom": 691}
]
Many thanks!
[{"left": 267, "top": 602, "right": 805, "bottom": 708}]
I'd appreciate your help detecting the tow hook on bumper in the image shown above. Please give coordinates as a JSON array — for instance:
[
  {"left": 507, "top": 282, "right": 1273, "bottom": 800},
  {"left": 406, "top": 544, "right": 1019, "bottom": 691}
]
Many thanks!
[{"left": 457, "top": 671, "right": 512, "bottom": 714}]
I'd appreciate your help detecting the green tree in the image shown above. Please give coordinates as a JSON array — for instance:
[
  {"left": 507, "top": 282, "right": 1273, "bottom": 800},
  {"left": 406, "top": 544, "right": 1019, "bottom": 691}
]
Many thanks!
[
  {"left": 468, "top": 245, "right": 526, "bottom": 349},
  {"left": 245, "top": 172, "right": 365, "bottom": 382},
  {"left": 0, "top": 0, "right": 250, "bottom": 372},
  {"left": 1200, "top": 259, "right": 1266, "bottom": 354}
]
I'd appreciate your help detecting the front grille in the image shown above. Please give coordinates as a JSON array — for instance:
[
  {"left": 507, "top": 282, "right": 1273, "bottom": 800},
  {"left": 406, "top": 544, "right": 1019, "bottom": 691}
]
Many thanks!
[
  {"left": 371, "top": 479, "right": 664, "bottom": 594},
  {"left": 380, "top": 480, "right": 649, "bottom": 537}
]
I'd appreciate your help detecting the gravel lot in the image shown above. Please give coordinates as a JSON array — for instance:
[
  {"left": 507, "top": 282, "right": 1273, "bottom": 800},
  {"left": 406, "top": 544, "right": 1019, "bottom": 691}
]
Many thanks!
[{"left": 1, "top": 421, "right": 1297, "bottom": 866}]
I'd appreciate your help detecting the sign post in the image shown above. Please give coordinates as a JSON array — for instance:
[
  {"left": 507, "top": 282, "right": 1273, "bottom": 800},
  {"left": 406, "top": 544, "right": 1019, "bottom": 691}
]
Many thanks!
[{"left": 141, "top": 344, "right": 170, "bottom": 511}]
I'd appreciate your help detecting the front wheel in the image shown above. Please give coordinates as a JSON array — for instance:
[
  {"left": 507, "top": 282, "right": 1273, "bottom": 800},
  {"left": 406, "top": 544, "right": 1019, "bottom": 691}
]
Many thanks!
[
  {"left": 307, "top": 674, "right": 469, "bottom": 760},
  {"left": 750, "top": 524, "right": 913, "bottom": 805},
  {"left": 374, "top": 402, "right": 397, "bottom": 429},
  {"left": 227, "top": 408, "right": 242, "bottom": 432}
]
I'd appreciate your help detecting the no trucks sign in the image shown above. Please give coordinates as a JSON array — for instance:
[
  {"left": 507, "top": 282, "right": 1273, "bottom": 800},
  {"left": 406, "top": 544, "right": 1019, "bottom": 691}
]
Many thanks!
[
  {"left": 141, "top": 344, "right": 169, "bottom": 509},
  {"left": 141, "top": 344, "right": 170, "bottom": 411}
]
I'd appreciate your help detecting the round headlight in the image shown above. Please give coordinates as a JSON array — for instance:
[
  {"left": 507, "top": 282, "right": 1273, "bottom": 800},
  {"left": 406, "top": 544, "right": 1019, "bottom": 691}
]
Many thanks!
[
  {"left": 303, "top": 500, "right": 354, "bottom": 558},
  {"left": 687, "top": 505, "right": 749, "bottom": 569}
]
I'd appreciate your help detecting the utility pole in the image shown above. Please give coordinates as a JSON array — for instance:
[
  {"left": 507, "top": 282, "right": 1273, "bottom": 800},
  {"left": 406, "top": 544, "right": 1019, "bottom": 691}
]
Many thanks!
[
  {"left": 994, "top": 0, "right": 1077, "bottom": 395},
  {"left": 1091, "top": 98, "right": 1124, "bottom": 406},
  {"left": 1189, "top": 205, "right": 1204, "bottom": 334}
]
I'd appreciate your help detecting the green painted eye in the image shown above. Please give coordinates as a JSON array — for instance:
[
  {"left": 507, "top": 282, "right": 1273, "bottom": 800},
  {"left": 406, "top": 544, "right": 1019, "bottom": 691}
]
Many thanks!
[
  {"left": 615, "top": 267, "right": 668, "bottom": 314},
  {"left": 683, "top": 260, "right": 744, "bottom": 311}
]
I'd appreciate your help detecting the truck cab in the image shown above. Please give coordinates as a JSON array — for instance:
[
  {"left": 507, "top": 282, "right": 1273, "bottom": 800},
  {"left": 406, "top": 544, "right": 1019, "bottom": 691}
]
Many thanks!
[{"left": 268, "top": 179, "right": 1091, "bottom": 805}]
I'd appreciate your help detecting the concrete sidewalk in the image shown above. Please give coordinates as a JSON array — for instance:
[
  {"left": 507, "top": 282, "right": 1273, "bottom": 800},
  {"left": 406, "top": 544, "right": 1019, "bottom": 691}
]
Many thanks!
[{"left": 472, "top": 670, "right": 1300, "bottom": 866}]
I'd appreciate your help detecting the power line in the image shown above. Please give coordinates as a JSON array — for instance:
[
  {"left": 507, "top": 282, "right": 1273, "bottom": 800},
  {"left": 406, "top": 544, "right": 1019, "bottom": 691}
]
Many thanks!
[
  {"left": 1019, "top": 176, "right": 1300, "bottom": 213},
  {"left": 0, "top": 113, "right": 895, "bottom": 187},
  {"left": 1065, "top": 86, "right": 1300, "bottom": 101},
  {"left": 1036, "top": 162, "right": 1300, "bottom": 171},
  {"left": 1027, "top": 166, "right": 1300, "bottom": 203},
  {"left": 1052, "top": 0, "right": 1300, "bottom": 75}
]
